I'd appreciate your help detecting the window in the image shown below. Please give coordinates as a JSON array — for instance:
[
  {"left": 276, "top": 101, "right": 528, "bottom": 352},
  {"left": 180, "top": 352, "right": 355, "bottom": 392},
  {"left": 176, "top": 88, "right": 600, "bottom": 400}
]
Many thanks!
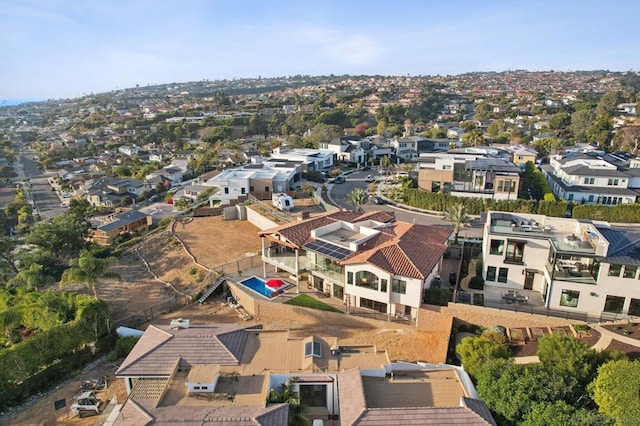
[
  {"left": 498, "top": 267, "right": 508, "bottom": 283},
  {"left": 347, "top": 272, "right": 353, "bottom": 285},
  {"left": 360, "top": 297, "right": 387, "bottom": 313},
  {"left": 356, "top": 271, "right": 379, "bottom": 290},
  {"left": 241, "top": 187, "right": 246, "bottom": 194},
  {"left": 224, "top": 187, "right": 229, "bottom": 194},
  {"left": 380, "top": 279, "right": 388, "bottom": 292},
  {"left": 486, "top": 266, "right": 496, "bottom": 281},
  {"left": 604, "top": 295, "right": 625, "bottom": 314},
  {"left": 442, "top": 165, "right": 452, "bottom": 170},
  {"left": 560, "top": 290, "right": 580, "bottom": 308},
  {"left": 490, "top": 240, "right": 504, "bottom": 255},
  {"left": 265, "top": 186, "right": 270, "bottom": 192},
  {"left": 431, "top": 181, "right": 441, "bottom": 193},
  {"left": 304, "top": 340, "right": 322, "bottom": 358},
  {"left": 300, "top": 384, "right": 327, "bottom": 407},
  {"left": 608, "top": 264, "right": 622, "bottom": 277},
  {"left": 607, "top": 178, "right": 619, "bottom": 186},
  {"left": 624, "top": 265, "right": 638, "bottom": 279},
  {"left": 588, "top": 195, "right": 594, "bottom": 202},
  {"left": 583, "top": 177, "right": 595, "bottom": 185},
  {"left": 392, "top": 279, "right": 407, "bottom": 294},
  {"left": 505, "top": 240, "right": 525, "bottom": 263},
  {"left": 249, "top": 186, "right": 254, "bottom": 192},
  {"left": 629, "top": 299, "right": 640, "bottom": 316}
]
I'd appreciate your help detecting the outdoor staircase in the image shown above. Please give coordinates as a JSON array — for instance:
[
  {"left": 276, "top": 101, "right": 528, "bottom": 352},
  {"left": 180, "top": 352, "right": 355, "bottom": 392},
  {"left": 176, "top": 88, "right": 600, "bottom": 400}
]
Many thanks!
[{"left": 197, "top": 276, "right": 226, "bottom": 304}]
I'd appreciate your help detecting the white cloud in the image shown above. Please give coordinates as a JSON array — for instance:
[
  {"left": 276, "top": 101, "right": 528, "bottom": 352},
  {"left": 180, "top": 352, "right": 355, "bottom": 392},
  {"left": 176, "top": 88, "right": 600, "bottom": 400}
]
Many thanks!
[{"left": 292, "top": 25, "right": 384, "bottom": 66}]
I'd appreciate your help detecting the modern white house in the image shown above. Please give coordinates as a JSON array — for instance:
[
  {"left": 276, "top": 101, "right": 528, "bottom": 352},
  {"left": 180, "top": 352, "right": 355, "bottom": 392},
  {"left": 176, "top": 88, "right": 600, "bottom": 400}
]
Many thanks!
[
  {"left": 269, "top": 147, "right": 334, "bottom": 172},
  {"left": 259, "top": 210, "right": 452, "bottom": 320},
  {"left": 207, "top": 163, "right": 301, "bottom": 205},
  {"left": 542, "top": 150, "right": 640, "bottom": 205},
  {"left": 482, "top": 211, "right": 640, "bottom": 319}
]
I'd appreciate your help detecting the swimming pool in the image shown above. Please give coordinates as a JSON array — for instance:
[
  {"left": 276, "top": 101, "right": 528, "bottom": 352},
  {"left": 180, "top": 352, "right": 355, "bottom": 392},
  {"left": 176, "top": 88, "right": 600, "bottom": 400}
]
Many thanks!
[{"left": 238, "top": 276, "right": 290, "bottom": 299}]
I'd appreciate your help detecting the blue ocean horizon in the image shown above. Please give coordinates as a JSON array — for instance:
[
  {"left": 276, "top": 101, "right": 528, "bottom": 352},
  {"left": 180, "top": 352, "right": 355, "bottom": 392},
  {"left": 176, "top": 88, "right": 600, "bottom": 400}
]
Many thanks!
[{"left": 1, "top": 99, "right": 44, "bottom": 107}]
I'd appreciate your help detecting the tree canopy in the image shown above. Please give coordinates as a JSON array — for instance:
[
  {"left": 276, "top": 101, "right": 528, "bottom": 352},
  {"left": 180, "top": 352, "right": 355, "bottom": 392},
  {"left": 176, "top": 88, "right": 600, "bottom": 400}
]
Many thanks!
[{"left": 589, "top": 359, "right": 640, "bottom": 425}]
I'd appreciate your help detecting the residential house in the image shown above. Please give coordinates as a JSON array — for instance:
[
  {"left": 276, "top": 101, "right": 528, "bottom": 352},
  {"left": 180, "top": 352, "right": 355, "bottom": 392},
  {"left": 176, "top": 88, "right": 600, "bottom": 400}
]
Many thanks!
[
  {"left": 207, "top": 163, "right": 301, "bottom": 205},
  {"left": 447, "top": 127, "right": 465, "bottom": 140},
  {"left": 118, "top": 145, "right": 140, "bottom": 157},
  {"left": 418, "top": 150, "right": 521, "bottom": 200},
  {"left": 269, "top": 147, "right": 334, "bottom": 172},
  {"left": 318, "top": 137, "right": 367, "bottom": 165},
  {"left": 259, "top": 210, "right": 452, "bottom": 319},
  {"left": 482, "top": 211, "right": 640, "bottom": 318},
  {"left": 81, "top": 177, "right": 147, "bottom": 207},
  {"left": 146, "top": 166, "right": 184, "bottom": 186},
  {"left": 542, "top": 151, "right": 640, "bottom": 205},
  {"left": 112, "top": 321, "right": 494, "bottom": 425},
  {"left": 503, "top": 144, "right": 538, "bottom": 167},
  {"left": 91, "top": 209, "right": 152, "bottom": 245}
]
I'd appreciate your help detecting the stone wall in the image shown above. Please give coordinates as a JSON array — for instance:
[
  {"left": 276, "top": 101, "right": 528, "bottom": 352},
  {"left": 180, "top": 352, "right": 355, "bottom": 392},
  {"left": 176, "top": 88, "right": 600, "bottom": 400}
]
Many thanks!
[{"left": 440, "top": 303, "right": 575, "bottom": 328}]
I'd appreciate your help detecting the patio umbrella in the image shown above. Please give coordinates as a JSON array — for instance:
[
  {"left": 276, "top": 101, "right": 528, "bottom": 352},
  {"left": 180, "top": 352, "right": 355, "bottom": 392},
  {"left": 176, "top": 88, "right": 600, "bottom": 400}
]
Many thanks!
[{"left": 266, "top": 279, "right": 285, "bottom": 289}]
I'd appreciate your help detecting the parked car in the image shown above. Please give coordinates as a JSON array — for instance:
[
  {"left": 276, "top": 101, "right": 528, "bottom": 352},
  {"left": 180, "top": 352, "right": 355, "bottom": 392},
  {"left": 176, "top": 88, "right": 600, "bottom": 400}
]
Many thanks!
[
  {"left": 370, "top": 196, "right": 385, "bottom": 205},
  {"left": 378, "top": 169, "right": 387, "bottom": 175},
  {"left": 333, "top": 176, "right": 345, "bottom": 184},
  {"left": 432, "top": 275, "right": 442, "bottom": 288},
  {"left": 365, "top": 174, "right": 375, "bottom": 182},
  {"left": 60, "top": 202, "right": 69, "bottom": 208}
]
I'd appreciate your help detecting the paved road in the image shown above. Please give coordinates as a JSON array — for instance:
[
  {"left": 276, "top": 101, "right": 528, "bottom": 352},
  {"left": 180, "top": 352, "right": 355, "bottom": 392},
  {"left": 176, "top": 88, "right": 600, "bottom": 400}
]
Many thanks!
[
  {"left": 17, "top": 149, "right": 63, "bottom": 220},
  {"left": 329, "top": 169, "right": 448, "bottom": 226}
]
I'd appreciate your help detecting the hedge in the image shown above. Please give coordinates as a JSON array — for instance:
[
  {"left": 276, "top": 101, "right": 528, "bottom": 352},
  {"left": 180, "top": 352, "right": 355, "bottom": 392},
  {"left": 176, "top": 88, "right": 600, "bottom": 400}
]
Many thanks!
[
  {"left": 573, "top": 203, "right": 640, "bottom": 223},
  {"left": 423, "top": 288, "right": 453, "bottom": 306}
]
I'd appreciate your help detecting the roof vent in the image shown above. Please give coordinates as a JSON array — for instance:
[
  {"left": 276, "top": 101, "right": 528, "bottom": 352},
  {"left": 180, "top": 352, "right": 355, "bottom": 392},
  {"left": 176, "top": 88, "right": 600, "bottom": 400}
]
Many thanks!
[{"left": 170, "top": 318, "right": 190, "bottom": 329}]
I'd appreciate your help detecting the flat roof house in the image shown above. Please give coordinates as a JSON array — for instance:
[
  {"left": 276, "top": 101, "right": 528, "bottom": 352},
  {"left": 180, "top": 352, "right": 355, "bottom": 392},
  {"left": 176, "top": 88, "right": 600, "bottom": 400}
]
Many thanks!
[{"left": 482, "top": 211, "right": 640, "bottom": 319}]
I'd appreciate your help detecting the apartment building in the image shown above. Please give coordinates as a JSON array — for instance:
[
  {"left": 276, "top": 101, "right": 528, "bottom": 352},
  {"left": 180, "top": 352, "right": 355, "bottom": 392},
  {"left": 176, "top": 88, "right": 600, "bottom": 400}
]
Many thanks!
[{"left": 483, "top": 211, "right": 640, "bottom": 318}]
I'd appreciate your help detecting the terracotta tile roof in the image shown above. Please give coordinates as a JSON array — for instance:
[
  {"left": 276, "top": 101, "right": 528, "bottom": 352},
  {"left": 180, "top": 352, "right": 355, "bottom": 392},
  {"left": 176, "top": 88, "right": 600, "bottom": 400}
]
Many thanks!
[
  {"left": 258, "top": 210, "right": 395, "bottom": 248},
  {"left": 337, "top": 368, "right": 367, "bottom": 426},
  {"left": 114, "top": 403, "right": 288, "bottom": 425},
  {"left": 116, "top": 324, "right": 257, "bottom": 377},
  {"left": 342, "top": 223, "right": 452, "bottom": 279},
  {"left": 356, "top": 406, "right": 496, "bottom": 425}
]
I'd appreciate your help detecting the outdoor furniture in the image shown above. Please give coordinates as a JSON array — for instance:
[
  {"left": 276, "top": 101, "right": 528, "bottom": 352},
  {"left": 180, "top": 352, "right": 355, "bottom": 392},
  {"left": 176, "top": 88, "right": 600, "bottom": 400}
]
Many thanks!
[{"left": 502, "top": 291, "right": 528, "bottom": 305}]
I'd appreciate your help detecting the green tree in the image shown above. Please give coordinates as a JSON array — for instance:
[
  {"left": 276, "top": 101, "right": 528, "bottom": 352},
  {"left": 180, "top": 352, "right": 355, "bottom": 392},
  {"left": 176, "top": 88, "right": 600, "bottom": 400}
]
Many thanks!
[
  {"left": 60, "top": 251, "right": 121, "bottom": 298},
  {"left": 570, "top": 108, "right": 596, "bottom": 142},
  {"left": 456, "top": 331, "right": 511, "bottom": 379},
  {"left": 522, "top": 401, "right": 612, "bottom": 426},
  {"left": 346, "top": 188, "right": 369, "bottom": 212},
  {"left": 8, "top": 263, "right": 54, "bottom": 291},
  {"left": 462, "top": 129, "right": 484, "bottom": 146},
  {"left": 589, "top": 359, "right": 640, "bottom": 425},
  {"left": 537, "top": 333, "right": 594, "bottom": 386},
  {"left": 444, "top": 202, "right": 469, "bottom": 244}
]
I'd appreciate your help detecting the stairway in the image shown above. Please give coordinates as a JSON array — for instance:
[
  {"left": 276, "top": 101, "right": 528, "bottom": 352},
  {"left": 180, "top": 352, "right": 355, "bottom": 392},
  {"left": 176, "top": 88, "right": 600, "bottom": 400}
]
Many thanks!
[{"left": 197, "top": 276, "right": 226, "bottom": 304}]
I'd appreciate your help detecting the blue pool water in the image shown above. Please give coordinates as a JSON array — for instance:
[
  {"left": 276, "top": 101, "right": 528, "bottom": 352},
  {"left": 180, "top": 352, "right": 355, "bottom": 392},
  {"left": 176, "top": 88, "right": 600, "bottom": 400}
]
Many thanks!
[{"left": 239, "top": 276, "right": 288, "bottom": 298}]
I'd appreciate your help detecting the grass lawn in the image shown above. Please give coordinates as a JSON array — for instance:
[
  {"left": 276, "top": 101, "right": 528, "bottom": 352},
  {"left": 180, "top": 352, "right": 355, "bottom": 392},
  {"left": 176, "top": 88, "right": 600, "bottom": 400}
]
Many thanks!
[{"left": 284, "top": 294, "right": 342, "bottom": 313}]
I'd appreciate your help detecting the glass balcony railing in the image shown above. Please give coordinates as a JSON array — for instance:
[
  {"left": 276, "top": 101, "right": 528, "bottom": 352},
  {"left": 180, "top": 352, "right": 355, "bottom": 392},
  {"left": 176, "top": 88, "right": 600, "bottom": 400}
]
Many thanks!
[
  {"left": 262, "top": 251, "right": 309, "bottom": 272},
  {"left": 311, "top": 266, "right": 345, "bottom": 284}
]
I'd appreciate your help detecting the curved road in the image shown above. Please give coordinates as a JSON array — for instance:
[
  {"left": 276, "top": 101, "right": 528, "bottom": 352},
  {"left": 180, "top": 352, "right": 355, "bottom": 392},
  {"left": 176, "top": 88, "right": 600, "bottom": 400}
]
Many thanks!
[
  {"left": 16, "top": 148, "right": 64, "bottom": 220},
  {"left": 329, "top": 169, "right": 448, "bottom": 226}
]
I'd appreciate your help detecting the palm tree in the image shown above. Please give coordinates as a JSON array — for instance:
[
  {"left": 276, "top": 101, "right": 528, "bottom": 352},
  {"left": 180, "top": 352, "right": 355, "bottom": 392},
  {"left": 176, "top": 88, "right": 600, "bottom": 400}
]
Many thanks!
[
  {"left": 444, "top": 202, "right": 470, "bottom": 244},
  {"left": 268, "top": 378, "right": 310, "bottom": 426},
  {"left": 60, "top": 251, "right": 121, "bottom": 298},
  {"left": 346, "top": 188, "right": 369, "bottom": 212}
]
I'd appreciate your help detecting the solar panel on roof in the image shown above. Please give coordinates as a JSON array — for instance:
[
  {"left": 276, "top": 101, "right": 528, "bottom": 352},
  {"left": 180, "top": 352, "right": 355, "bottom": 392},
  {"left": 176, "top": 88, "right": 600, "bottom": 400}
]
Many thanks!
[{"left": 303, "top": 240, "right": 352, "bottom": 260}]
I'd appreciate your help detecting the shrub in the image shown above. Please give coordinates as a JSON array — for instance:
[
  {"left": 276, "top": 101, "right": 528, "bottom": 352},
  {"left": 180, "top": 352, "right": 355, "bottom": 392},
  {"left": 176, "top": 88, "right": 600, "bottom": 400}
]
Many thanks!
[
  {"left": 469, "top": 275, "right": 485, "bottom": 290},
  {"left": 188, "top": 267, "right": 198, "bottom": 275},
  {"left": 116, "top": 336, "right": 140, "bottom": 358},
  {"left": 423, "top": 288, "right": 452, "bottom": 306}
]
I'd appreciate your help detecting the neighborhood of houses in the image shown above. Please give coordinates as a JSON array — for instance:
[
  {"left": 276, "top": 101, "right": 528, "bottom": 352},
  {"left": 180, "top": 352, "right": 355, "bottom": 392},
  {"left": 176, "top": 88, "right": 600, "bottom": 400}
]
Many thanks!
[{"left": 3, "top": 72, "right": 640, "bottom": 424}]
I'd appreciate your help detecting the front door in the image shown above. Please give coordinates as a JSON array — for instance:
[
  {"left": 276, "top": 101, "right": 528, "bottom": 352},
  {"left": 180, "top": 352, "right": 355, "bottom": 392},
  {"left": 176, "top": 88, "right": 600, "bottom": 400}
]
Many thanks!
[{"left": 524, "top": 271, "right": 535, "bottom": 290}]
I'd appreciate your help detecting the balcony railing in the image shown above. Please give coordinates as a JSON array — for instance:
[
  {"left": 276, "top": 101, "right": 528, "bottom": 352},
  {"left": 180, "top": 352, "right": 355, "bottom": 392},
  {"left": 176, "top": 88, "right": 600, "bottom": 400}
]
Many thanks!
[
  {"left": 311, "top": 266, "right": 345, "bottom": 284},
  {"left": 262, "top": 251, "right": 309, "bottom": 272}
]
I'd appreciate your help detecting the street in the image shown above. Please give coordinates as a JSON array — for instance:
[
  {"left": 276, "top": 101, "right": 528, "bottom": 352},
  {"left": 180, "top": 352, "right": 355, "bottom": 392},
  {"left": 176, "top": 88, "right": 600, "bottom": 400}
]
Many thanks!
[
  {"left": 329, "top": 169, "right": 449, "bottom": 226},
  {"left": 15, "top": 148, "right": 64, "bottom": 220}
]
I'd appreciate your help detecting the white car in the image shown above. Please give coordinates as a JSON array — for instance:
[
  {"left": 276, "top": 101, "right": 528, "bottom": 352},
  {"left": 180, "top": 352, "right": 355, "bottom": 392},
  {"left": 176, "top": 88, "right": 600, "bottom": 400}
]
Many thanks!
[
  {"left": 60, "top": 202, "right": 69, "bottom": 208},
  {"left": 365, "top": 174, "right": 375, "bottom": 182}
]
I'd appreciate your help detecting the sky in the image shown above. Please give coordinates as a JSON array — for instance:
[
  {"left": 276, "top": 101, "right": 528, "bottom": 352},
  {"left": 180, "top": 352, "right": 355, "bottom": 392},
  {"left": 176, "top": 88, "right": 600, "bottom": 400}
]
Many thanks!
[{"left": 1, "top": 0, "right": 638, "bottom": 101}]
